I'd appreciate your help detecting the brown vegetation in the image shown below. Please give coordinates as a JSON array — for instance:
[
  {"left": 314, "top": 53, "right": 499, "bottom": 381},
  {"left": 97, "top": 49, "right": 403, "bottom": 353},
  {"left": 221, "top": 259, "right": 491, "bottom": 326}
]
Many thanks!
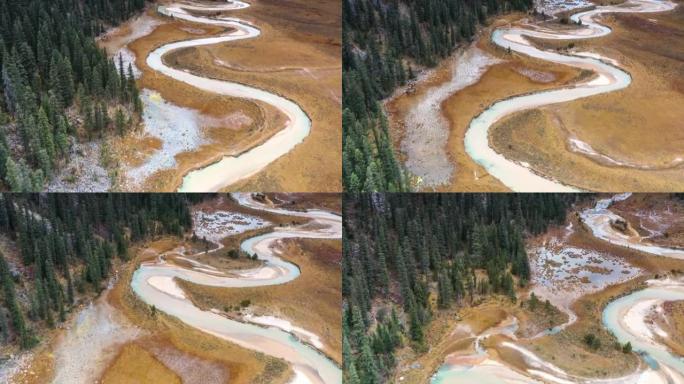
[
  {"left": 489, "top": 1, "right": 684, "bottom": 191},
  {"left": 106, "top": 238, "right": 294, "bottom": 384},
  {"left": 99, "top": 0, "right": 341, "bottom": 191},
  {"left": 165, "top": 0, "right": 342, "bottom": 192},
  {"left": 178, "top": 238, "right": 343, "bottom": 364},
  {"left": 385, "top": 14, "right": 586, "bottom": 191}
]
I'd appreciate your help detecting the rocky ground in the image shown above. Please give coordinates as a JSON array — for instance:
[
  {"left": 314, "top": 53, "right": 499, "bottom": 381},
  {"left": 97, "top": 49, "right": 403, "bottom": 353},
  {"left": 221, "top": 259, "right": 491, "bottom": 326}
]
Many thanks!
[
  {"left": 47, "top": 141, "right": 112, "bottom": 192},
  {"left": 400, "top": 46, "right": 502, "bottom": 188}
]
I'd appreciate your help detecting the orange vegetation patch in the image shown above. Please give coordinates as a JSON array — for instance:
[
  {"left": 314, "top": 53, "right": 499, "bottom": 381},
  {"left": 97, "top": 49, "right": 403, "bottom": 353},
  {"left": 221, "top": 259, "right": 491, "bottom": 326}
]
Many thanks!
[
  {"left": 385, "top": 13, "right": 586, "bottom": 192},
  {"left": 167, "top": 0, "right": 342, "bottom": 192},
  {"left": 489, "top": 1, "right": 684, "bottom": 191},
  {"left": 105, "top": 237, "right": 293, "bottom": 384},
  {"left": 178, "top": 238, "right": 342, "bottom": 364},
  {"left": 101, "top": 343, "right": 182, "bottom": 384}
]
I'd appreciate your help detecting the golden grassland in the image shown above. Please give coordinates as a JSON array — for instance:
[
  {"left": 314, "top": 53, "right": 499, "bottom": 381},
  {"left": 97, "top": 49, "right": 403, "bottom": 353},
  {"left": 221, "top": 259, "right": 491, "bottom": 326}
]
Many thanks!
[
  {"left": 178, "top": 238, "right": 343, "bottom": 364},
  {"left": 165, "top": 0, "right": 342, "bottom": 192},
  {"left": 489, "top": 1, "right": 684, "bottom": 191},
  {"left": 99, "top": 0, "right": 341, "bottom": 192},
  {"left": 105, "top": 237, "right": 294, "bottom": 384},
  {"left": 171, "top": 248, "right": 263, "bottom": 271},
  {"left": 385, "top": 13, "right": 587, "bottom": 191},
  {"left": 101, "top": 344, "right": 182, "bottom": 384},
  {"left": 522, "top": 278, "right": 645, "bottom": 378}
]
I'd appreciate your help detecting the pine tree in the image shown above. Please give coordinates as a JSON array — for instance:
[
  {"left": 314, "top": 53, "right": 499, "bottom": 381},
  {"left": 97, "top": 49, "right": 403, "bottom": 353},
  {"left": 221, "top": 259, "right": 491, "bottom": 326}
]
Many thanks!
[
  {"left": 5, "top": 158, "right": 22, "bottom": 191},
  {"left": 357, "top": 337, "right": 380, "bottom": 384},
  {"left": 37, "top": 108, "right": 56, "bottom": 162},
  {"left": 437, "top": 270, "right": 453, "bottom": 309},
  {"left": 55, "top": 116, "right": 69, "bottom": 155},
  {"left": 115, "top": 107, "right": 126, "bottom": 135},
  {"left": 0, "top": 251, "right": 33, "bottom": 348}
]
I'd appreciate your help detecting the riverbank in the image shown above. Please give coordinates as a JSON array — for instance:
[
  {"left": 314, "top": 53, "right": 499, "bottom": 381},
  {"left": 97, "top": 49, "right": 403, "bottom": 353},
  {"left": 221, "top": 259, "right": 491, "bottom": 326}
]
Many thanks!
[
  {"left": 178, "top": 237, "right": 342, "bottom": 364},
  {"left": 160, "top": 0, "right": 341, "bottom": 192},
  {"left": 401, "top": 194, "right": 684, "bottom": 383},
  {"left": 108, "top": 238, "right": 294, "bottom": 384},
  {"left": 489, "top": 0, "right": 684, "bottom": 191},
  {"left": 388, "top": 0, "right": 682, "bottom": 192},
  {"left": 385, "top": 12, "right": 586, "bottom": 191},
  {"left": 123, "top": 194, "right": 342, "bottom": 383},
  {"left": 96, "top": 0, "right": 340, "bottom": 192}
]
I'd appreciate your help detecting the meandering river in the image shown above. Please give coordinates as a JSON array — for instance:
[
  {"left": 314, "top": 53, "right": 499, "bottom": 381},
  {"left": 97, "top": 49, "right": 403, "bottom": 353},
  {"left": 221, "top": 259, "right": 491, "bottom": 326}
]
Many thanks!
[
  {"left": 433, "top": 194, "right": 684, "bottom": 383},
  {"left": 463, "top": 0, "right": 675, "bottom": 191},
  {"left": 145, "top": 1, "right": 311, "bottom": 192},
  {"left": 130, "top": 193, "right": 341, "bottom": 383}
]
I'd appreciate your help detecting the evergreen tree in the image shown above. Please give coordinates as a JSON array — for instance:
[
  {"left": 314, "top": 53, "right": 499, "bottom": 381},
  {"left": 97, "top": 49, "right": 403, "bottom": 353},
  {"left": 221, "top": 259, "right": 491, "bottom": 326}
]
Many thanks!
[
  {"left": 342, "top": 0, "right": 534, "bottom": 192},
  {"left": 0, "top": 193, "right": 194, "bottom": 350},
  {"left": 0, "top": 251, "right": 33, "bottom": 348},
  {"left": 0, "top": 0, "right": 146, "bottom": 189},
  {"left": 343, "top": 193, "right": 576, "bottom": 381}
]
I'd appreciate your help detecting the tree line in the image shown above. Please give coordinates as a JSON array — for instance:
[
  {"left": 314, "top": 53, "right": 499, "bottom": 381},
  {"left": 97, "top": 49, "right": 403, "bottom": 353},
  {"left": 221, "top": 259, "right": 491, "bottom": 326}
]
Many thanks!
[
  {"left": 0, "top": 0, "right": 147, "bottom": 191},
  {"left": 343, "top": 0, "right": 534, "bottom": 192},
  {"left": 342, "top": 193, "right": 577, "bottom": 383},
  {"left": 0, "top": 193, "right": 191, "bottom": 349}
]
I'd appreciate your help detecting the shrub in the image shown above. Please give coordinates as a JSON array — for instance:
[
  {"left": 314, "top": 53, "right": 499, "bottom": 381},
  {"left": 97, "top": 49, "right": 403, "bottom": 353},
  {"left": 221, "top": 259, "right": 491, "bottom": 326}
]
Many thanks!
[{"left": 584, "top": 333, "right": 601, "bottom": 350}]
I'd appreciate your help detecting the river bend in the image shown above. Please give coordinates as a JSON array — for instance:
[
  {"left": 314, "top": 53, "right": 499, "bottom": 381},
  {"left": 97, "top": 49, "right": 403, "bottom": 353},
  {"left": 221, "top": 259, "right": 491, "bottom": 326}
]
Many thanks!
[
  {"left": 145, "top": 1, "right": 311, "bottom": 192},
  {"left": 130, "top": 193, "right": 342, "bottom": 383}
]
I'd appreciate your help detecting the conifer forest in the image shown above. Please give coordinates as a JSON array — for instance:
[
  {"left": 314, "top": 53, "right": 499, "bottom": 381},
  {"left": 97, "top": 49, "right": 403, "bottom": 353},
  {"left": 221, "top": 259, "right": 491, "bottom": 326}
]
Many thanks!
[
  {"left": 0, "top": 0, "right": 146, "bottom": 191},
  {"left": 342, "top": 0, "right": 533, "bottom": 191}
]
